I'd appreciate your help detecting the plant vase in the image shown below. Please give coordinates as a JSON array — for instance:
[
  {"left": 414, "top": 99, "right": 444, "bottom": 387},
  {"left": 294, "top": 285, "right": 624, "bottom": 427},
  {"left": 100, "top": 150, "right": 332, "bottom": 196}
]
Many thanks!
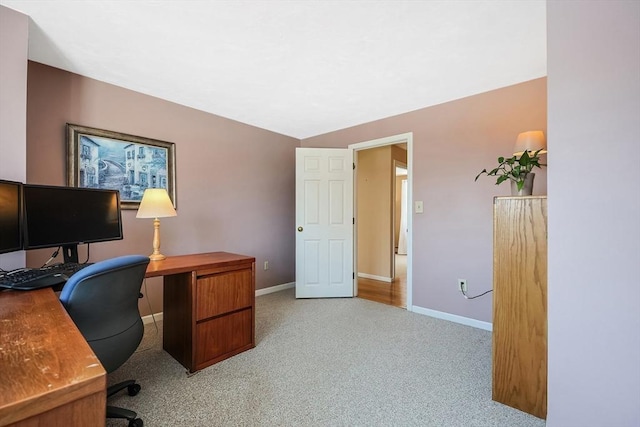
[{"left": 511, "top": 173, "right": 535, "bottom": 196}]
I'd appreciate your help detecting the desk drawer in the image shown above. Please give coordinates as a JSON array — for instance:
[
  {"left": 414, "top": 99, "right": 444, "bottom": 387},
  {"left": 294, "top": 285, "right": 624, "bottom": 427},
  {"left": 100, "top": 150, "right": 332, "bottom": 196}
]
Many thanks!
[
  {"left": 195, "top": 308, "right": 253, "bottom": 368},
  {"left": 196, "top": 268, "right": 253, "bottom": 320}
]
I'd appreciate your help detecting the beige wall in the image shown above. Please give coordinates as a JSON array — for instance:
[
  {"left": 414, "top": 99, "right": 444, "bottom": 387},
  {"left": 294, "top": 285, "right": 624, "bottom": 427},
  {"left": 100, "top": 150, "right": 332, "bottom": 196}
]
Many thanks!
[
  {"left": 303, "top": 77, "right": 547, "bottom": 322},
  {"left": 357, "top": 146, "right": 391, "bottom": 278},
  {"left": 356, "top": 145, "right": 407, "bottom": 279},
  {"left": 0, "top": 5, "right": 28, "bottom": 270},
  {"left": 24, "top": 62, "right": 299, "bottom": 315}
]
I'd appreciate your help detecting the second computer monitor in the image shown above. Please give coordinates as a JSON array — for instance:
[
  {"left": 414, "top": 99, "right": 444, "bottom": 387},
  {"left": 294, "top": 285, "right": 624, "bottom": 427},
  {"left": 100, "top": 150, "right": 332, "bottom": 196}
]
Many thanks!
[{"left": 22, "top": 184, "right": 123, "bottom": 262}]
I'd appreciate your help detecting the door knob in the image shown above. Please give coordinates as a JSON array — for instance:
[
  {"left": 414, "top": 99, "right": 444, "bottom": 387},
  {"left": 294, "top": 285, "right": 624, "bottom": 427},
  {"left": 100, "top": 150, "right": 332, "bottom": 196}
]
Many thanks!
[{"left": 297, "top": 226, "right": 303, "bottom": 232}]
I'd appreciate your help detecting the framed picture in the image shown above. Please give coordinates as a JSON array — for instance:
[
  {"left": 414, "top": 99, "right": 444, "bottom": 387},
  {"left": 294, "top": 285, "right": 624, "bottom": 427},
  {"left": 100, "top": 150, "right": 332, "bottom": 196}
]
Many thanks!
[{"left": 67, "top": 124, "right": 176, "bottom": 210}]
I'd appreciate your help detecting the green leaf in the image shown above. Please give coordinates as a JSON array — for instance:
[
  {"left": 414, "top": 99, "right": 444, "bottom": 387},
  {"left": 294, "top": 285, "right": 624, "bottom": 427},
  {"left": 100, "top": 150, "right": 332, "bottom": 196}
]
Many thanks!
[
  {"left": 498, "top": 157, "right": 504, "bottom": 163},
  {"left": 496, "top": 175, "right": 509, "bottom": 185}
]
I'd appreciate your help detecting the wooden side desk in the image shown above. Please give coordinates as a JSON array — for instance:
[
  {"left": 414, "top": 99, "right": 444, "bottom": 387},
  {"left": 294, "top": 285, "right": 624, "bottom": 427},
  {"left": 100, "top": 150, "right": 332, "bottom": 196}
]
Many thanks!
[
  {"left": 145, "top": 252, "right": 256, "bottom": 373},
  {"left": 0, "top": 288, "right": 106, "bottom": 427}
]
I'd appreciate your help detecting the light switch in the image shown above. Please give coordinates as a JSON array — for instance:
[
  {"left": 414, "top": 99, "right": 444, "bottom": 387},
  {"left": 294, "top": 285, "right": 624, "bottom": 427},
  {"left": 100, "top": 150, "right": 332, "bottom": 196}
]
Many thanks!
[{"left": 415, "top": 201, "right": 424, "bottom": 213}]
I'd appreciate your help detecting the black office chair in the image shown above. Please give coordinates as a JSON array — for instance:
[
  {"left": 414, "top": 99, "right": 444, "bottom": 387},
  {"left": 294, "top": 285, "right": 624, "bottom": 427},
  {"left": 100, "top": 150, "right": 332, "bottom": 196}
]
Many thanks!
[{"left": 59, "top": 255, "right": 150, "bottom": 427}]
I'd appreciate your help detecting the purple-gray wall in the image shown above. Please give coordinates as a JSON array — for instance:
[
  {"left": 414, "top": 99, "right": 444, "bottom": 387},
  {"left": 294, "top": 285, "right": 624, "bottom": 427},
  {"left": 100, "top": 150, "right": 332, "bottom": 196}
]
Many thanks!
[
  {"left": 0, "top": 5, "right": 27, "bottom": 270},
  {"left": 23, "top": 62, "right": 298, "bottom": 315},
  {"left": 547, "top": 1, "right": 640, "bottom": 425},
  {"left": 303, "top": 78, "right": 547, "bottom": 324}
]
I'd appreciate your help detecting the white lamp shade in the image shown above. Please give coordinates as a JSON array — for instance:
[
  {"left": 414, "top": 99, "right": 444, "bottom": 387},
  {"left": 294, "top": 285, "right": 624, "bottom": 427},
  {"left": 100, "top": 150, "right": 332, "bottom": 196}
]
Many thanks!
[
  {"left": 136, "top": 189, "right": 177, "bottom": 218},
  {"left": 513, "top": 130, "right": 547, "bottom": 156}
]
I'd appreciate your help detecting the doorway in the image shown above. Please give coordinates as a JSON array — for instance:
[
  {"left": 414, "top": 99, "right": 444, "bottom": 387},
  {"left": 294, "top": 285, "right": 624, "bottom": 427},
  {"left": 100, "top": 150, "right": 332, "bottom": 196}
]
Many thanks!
[{"left": 349, "top": 133, "right": 413, "bottom": 310}]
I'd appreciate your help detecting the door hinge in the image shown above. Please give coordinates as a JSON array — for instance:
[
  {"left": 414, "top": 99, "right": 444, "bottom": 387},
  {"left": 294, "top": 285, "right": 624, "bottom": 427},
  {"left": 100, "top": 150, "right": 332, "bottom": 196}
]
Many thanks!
[
  {"left": 353, "top": 163, "right": 356, "bottom": 170},
  {"left": 353, "top": 272, "right": 355, "bottom": 279},
  {"left": 352, "top": 217, "right": 355, "bottom": 224}
]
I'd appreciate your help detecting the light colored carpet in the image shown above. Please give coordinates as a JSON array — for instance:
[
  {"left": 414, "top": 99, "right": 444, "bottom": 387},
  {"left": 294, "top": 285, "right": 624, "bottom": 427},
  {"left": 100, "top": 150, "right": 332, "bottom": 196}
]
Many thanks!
[{"left": 106, "top": 288, "right": 545, "bottom": 426}]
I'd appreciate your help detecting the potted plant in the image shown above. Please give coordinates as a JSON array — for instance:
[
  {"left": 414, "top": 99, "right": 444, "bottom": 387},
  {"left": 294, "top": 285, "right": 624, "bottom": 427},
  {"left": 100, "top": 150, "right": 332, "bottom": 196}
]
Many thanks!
[{"left": 475, "top": 149, "right": 546, "bottom": 196}]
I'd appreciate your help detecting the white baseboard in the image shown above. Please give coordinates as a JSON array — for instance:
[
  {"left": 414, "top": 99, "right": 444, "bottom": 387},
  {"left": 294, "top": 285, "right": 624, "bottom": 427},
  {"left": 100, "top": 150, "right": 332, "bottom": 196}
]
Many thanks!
[
  {"left": 256, "top": 281, "right": 295, "bottom": 296},
  {"left": 411, "top": 305, "right": 493, "bottom": 331},
  {"left": 357, "top": 272, "right": 392, "bottom": 283},
  {"left": 142, "top": 312, "right": 163, "bottom": 325},
  {"left": 141, "top": 282, "right": 296, "bottom": 323},
  {"left": 143, "top": 283, "right": 492, "bottom": 333}
]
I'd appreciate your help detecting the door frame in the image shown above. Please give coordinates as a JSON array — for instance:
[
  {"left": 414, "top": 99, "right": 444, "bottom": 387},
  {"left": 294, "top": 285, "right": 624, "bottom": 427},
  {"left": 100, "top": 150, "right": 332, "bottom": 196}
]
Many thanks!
[
  {"left": 392, "top": 160, "right": 407, "bottom": 280},
  {"left": 349, "top": 132, "right": 413, "bottom": 311}
]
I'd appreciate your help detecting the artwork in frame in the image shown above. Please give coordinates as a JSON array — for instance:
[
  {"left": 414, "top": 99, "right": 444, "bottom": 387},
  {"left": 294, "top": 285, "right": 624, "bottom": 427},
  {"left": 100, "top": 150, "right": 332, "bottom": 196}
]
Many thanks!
[{"left": 66, "top": 124, "right": 176, "bottom": 210}]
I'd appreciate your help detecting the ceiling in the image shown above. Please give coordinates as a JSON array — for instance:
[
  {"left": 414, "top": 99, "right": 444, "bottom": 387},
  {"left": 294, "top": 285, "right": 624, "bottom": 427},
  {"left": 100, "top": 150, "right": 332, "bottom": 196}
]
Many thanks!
[{"left": 1, "top": 1, "right": 546, "bottom": 139}]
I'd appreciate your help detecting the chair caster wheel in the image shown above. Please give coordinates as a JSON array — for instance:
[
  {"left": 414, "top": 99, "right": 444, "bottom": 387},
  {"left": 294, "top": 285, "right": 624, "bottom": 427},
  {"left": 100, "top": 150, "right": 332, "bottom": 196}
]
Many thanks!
[
  {"left": 127, "top": 383, "right": 141, "bottom": 396},
  {"left": 128, "top": 418, "right": 143, "bottom": 427}
]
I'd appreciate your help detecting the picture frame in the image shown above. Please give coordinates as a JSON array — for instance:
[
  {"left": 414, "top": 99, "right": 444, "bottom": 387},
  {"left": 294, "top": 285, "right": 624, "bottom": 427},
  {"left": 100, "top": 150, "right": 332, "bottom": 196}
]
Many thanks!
[{"left": 66, "top": 124, "right": 176, "bottom": 210}]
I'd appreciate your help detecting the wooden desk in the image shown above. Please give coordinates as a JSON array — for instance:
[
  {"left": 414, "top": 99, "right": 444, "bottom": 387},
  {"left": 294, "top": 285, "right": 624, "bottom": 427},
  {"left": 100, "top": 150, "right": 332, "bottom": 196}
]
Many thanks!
[
  {"left": 0, "top": 288, "right": 106, "bottom": 427},
  {"left": 0, "top": 251, "right": 254, "bottom": 426},
  {"left": 145, "top": 252, "right": 256, "bottom": 373}
]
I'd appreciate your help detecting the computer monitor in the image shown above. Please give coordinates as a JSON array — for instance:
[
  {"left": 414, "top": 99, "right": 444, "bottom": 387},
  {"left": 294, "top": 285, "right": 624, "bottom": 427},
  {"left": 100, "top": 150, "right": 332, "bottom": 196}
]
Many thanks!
[
  {"left": 0, "top": 180, "right": 23, "bottom": 255},
  {"left": 22, "top": 184, "right": 123, "bottom": 263}
]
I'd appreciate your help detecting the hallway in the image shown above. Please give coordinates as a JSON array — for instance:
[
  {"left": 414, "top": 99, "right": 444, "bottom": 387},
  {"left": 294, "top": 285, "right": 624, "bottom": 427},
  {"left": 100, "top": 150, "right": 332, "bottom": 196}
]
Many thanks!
[{"left": 357, "top": 254, "right": 407, "bottom": 308}]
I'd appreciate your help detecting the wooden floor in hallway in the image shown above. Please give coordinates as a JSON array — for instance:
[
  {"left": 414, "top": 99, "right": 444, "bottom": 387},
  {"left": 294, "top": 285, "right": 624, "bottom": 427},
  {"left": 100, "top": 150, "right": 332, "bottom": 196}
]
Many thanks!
[{"left": 357, "top": 254, "right": 407, "bottom": 309}]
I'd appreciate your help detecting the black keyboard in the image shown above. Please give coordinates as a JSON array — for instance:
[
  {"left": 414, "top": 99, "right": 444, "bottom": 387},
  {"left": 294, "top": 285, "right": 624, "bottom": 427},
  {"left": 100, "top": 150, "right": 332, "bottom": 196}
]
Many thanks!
[{"left": 0, "top": 263, "right": 91, "bottom": 291}]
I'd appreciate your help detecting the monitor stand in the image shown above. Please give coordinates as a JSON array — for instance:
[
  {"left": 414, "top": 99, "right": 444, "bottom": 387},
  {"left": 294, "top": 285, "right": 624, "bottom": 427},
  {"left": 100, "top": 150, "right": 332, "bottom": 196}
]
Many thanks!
[{"left": 62, "top": 245, "right": 79, "bottom": 264}]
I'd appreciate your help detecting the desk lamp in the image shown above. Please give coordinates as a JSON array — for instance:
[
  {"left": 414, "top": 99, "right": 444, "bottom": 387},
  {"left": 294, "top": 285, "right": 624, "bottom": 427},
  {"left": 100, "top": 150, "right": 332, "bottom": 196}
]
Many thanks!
[
  {"left": 136, "top": 188, "right": 176, "bottom": 261},
  {"left": 513, "top": 130, "right": 547, "bottom": 157}
]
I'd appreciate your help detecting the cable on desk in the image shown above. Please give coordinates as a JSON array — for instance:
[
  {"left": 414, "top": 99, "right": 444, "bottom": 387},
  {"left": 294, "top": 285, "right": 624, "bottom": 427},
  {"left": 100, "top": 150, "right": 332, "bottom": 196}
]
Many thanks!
[
  {"left": 41, "top": 247, "right": 60, "bottom": 268},
  {"left": 40, "top": 244, "right": 90, "bottom": 269},
  {"left": 81, "top": 244, "right": 90, "bottom": 264}
]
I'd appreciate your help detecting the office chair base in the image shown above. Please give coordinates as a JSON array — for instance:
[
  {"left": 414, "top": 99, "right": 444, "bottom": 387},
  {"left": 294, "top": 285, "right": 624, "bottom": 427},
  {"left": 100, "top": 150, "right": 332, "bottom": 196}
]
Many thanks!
[
  {"left": 108, "top": 379, "right": 140, "bottom": 397},
  {"left": 107, "top": 380, "right": 142, "bottom": 426},
  {"left": 107, "top": 405, "right": 143, "bottom": 426}
]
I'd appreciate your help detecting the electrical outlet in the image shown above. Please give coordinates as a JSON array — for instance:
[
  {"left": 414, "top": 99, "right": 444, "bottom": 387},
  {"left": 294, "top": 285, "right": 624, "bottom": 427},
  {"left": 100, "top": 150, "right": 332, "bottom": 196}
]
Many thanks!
[
  {"left": 264, "top": 261, "right": 269, "bottom": 270},
  {"left": 458, "top": 279, "right": 467, "bottom": 293}
]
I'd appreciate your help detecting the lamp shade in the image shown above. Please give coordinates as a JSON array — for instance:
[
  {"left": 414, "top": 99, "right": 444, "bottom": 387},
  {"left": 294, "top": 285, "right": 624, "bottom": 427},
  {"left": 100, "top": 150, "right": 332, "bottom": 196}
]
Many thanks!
[
  {"left": 513, "top": 130, "right": 547, "bottom": 157},
  {"left": 136, "top": 189, "right": 177, "bottom": 219}
]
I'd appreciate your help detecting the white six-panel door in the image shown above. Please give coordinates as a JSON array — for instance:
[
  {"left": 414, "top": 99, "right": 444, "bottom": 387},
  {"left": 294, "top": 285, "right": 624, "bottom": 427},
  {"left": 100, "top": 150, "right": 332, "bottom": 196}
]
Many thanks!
[{"left": 295, "top": 148, "right": 353, "bottom": 298}]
